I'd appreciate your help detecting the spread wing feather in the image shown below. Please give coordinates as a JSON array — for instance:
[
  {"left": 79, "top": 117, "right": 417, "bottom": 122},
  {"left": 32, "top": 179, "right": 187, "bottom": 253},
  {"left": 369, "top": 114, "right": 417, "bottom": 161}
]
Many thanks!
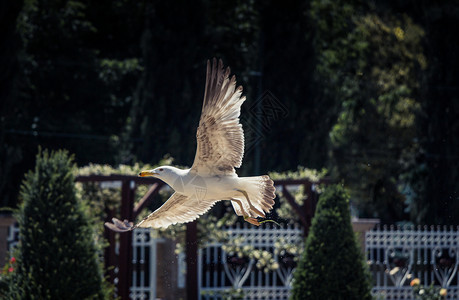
[
  {"left": 191, "top": 58, "right": 245, "bottom": 176},
  {"left": 136, "top": 193, "right": 219, "bottom": 229}
]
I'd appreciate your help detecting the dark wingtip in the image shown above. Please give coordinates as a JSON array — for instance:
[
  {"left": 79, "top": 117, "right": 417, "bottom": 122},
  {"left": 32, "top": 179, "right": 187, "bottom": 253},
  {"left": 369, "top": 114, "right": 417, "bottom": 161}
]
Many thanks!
[{"left": 105, "top": 218, "right": 134, "bottom": 232}]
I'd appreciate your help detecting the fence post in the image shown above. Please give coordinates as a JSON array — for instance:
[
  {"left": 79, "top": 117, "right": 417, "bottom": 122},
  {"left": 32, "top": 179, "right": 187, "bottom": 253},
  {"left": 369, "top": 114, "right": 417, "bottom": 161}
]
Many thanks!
[
  {"left": 119, "top": 180, "right": 136, "bottom": 300},
  {"left": 186, "top": 221, "right": 198, "bottom": 300},
  {"left": 104, "top": 207, "right": 117, "bottom": 284}
]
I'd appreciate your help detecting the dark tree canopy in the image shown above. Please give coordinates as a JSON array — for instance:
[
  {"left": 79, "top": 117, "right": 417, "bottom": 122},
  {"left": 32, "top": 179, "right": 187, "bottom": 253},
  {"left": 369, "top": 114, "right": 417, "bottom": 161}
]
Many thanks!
[{"left": 1, "top": 0, "right": 458, "bottom": 224}]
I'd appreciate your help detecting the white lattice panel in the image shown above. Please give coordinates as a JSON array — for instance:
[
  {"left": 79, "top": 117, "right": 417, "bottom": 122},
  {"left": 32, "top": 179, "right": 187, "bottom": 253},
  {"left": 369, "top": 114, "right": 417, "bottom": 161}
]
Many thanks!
[
  {"left": 130, "top": 228, "right": 162, "bottom": 300},
  {"left": 199, "top": 223, "right": 302, "bottom": 300},
  {"left": 366, "top": 225, "right": 459, "bottom": 300}
]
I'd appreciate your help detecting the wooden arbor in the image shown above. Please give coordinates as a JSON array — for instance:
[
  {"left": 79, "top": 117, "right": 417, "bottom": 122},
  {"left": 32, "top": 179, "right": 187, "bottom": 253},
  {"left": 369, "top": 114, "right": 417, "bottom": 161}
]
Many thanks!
[
  {"left": 75, "top": 175, "right": 326, "bottom": 300},
  {"left": 76, "top": 175, "right": 164, "bottom": 300}
]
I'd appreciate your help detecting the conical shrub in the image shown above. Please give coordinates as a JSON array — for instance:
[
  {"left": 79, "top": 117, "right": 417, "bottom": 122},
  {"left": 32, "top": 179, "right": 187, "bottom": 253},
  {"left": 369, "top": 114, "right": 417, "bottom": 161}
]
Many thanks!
[
  {"left": 9, "top": 149, "right": 108, "bottom": 299},
  {"left": 291, "top": 184, "right": 373, "bottom": 300}
]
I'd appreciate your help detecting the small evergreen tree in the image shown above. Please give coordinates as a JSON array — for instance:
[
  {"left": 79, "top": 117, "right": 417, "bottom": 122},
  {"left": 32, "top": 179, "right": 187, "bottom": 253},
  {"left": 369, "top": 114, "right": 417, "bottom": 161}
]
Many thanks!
[
  {"left": 291, "top": 184, "right": 373, "bottom": 300},
  {"left": 9, "top": 149, "right": 108, "bottom": 299}
]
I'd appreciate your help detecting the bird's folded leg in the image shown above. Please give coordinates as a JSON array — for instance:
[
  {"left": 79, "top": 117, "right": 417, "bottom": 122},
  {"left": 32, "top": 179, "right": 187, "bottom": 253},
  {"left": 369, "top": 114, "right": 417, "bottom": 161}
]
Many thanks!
[
  {"left": 105, "top": 218, "right": 135, "bottom": 232},
  {"left": 236, "top": 189, "right": 265, "bottom": 217},
  {"left": 232, "top": 196, "right": 261, "bottom": 226}
]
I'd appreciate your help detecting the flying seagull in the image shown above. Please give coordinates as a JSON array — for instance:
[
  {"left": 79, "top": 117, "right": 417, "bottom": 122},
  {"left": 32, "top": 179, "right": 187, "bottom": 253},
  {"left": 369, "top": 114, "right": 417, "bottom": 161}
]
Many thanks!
[{"left": 105, "top": 59, "right": 276, "bottom": 232}]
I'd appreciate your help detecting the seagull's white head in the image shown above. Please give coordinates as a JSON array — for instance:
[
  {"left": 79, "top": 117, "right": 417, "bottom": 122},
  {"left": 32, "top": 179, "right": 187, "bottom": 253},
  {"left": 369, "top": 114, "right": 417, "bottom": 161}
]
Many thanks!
[{"left": 138, "top": 166, "right": 182, "bottom": 186}]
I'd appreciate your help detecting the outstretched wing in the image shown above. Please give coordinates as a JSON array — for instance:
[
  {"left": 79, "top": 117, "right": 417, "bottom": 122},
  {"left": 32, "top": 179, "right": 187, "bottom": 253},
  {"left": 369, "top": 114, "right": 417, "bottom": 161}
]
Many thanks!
[
  {"left": 191, "top": 58, "right": 246, "bottom": 176},
  {"left": 104, "top": 193, "right": 218, "bottom": 231},
  {"left": 135, "top": 192, "right": 218, "bottom": 229}
]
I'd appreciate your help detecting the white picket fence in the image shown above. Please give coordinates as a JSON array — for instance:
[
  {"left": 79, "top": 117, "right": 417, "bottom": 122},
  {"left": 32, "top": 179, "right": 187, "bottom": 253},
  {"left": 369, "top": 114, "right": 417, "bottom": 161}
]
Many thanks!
[{"left": 366, "top": 225, "right": 459, "bottom": 299}]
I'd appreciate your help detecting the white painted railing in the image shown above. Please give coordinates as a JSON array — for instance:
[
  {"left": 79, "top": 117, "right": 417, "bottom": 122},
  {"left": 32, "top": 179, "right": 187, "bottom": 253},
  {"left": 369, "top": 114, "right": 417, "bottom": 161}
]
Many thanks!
[
  {"left": 366, "top": 225, "right": 459, "bottom": 299},
  {"left": 130, "top": 229, "right": 162, "bottom": 300},
  {"left": 198, "top": 222, "right": 303, "bottom": 300}
]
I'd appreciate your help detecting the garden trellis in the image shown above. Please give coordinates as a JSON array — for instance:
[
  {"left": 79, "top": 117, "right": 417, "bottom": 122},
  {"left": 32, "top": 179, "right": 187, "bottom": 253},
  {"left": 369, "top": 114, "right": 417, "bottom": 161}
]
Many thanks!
[{"left": 366, "top": 225, "right": 459, "bottom": 299}]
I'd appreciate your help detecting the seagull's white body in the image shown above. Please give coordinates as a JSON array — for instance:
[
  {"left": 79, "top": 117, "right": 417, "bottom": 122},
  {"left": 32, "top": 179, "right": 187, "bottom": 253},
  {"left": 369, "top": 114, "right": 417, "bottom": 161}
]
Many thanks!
[
  {"left": 173, "top": 171, "right": 240, "bottom": 200},
  {"left": 152, "top": 167, "right": 242, "bottom": 201},
  {"left": 105, "top": 59, "right": 276, "bottom": 231}
]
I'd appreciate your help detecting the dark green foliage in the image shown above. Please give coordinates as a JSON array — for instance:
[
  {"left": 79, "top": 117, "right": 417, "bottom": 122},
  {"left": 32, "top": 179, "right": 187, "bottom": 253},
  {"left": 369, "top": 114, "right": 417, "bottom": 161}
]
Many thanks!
[
  {"left": 0, "top": 0, "right": 144, "bottom": 207},
  {"left": 119, "top": 0, "right": 261, "bottom": 168},
  {"left": 291, "top": 184, "right": 372, "bottom": 300},
  {"left": 9, "top": 149, "right": 108, "bottom": 299},
  {"left": 400, "top": 0, "right": 459, "bottom": 225},
  {"left": 1, "top": 0, "right": 459, "bottom": 225},
  {"left": 258, "top": 0, "right": 333, "bottom": 172},
  {"left": 310, "top": 0, "right": 426, "bottom": 223},
  {"left": 118, "top": 0, "right": 206, "bottom": 164}
]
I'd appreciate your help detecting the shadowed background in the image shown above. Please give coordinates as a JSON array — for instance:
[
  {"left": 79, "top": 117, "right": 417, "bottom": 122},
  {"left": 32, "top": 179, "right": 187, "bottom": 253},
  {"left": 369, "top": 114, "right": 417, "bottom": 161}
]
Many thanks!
[{"left": 1, "top": 0, "right": 458, "bottom": 225}]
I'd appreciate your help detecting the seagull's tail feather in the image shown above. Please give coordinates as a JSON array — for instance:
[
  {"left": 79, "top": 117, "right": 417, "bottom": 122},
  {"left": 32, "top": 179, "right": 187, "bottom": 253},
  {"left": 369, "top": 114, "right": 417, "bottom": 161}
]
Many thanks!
[{"left": 239, "top": 175, "right": 276, "bottom": 217}]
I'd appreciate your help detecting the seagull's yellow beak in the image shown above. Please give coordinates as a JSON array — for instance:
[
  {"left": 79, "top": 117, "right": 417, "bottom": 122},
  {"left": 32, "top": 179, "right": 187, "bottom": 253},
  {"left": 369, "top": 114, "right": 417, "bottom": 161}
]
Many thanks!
[{"left": 138, "top": 170, "right": 159, "bottom": 177}]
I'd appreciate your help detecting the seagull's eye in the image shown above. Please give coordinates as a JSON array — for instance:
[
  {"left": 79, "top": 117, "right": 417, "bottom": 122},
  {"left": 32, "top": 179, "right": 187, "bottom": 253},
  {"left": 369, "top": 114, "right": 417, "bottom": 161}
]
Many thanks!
[{"left": 159, "top": 168, "right": 163, "bottom": 172}]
